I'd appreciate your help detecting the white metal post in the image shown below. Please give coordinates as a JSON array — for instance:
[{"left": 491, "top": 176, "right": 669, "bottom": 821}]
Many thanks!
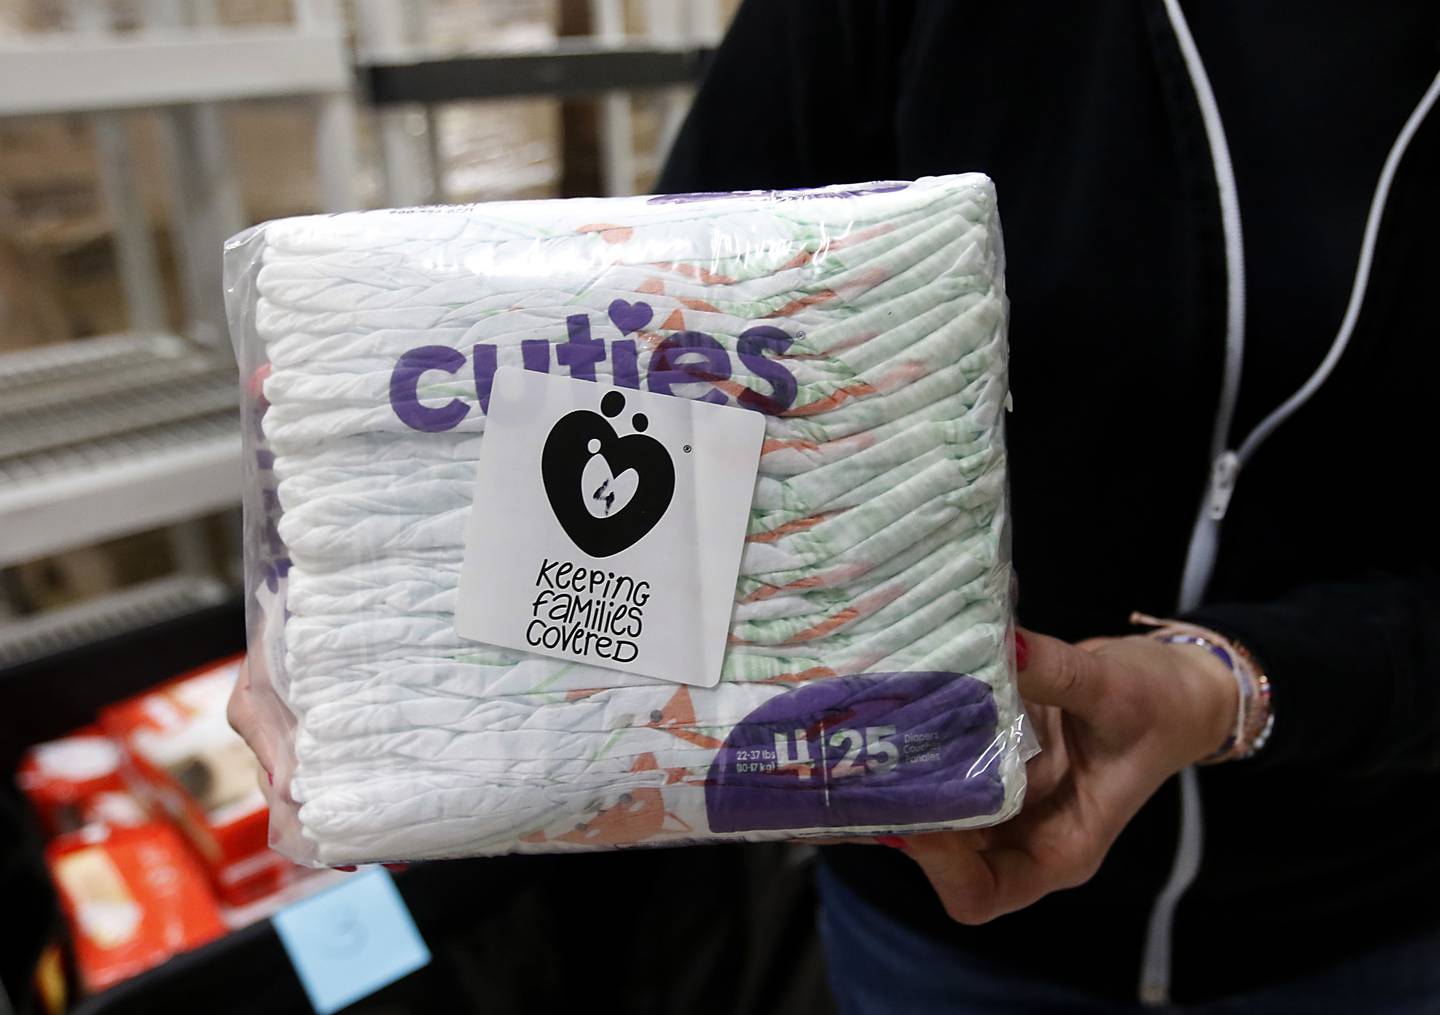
[
  {"left": 591, "top": 0, "right": 635, "bottom": 197},
  {"left": 158, "top": 106, "right": 240, "bottom": 345},
  {"left": 423, "top": 104, "right": 445, "bottom": 203},
  {"left": 297, "top": 0, "right": 361, "bottom": 212},
  {"left": 72, "top": 0, "right": 168, "bottom": 334},
  {"left": 646, "top": 0, "right": 689, "bottom": 171},
  {"left": 690, "top": 0, "right": 725, "bottom": 45},
  {"left": 150, "top": 0, "right": 245, "bottom": 347},
  {"left": 314, "top": 95, "right": 362, "bottom": 212},
  {"left": 354, "top": 0, "right": 435, "bottom": 207}
]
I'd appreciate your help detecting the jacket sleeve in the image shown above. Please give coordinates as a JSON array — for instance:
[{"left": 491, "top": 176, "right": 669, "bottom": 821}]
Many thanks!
[
  {"left": 656, "top": 0, "right": 910, "bottom": 193},
  {"left": 1184, "top": 567, "right": 1440, "bottom": 773}
]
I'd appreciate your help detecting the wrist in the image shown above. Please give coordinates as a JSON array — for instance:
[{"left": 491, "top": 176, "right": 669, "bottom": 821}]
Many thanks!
[
  {"left": 1131, "top": 612, "right": 1274, "bottom": 764},
  {"left": 1167, "top": 638, "right": 1242, "bottom": 763}
]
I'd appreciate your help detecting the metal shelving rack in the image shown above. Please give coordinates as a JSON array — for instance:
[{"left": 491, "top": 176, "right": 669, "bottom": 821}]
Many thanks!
[
  {"left": 1, "top": 1, "right": 728, "bottom": 662},
  {"left": 0, "top": 572, "right": 231, "bottom": 669},
  {"left": 353, "top": 0, "right": 720, "bottom": 204},
  {"left": 0, "top": 0, "right": 358, "bottom": 657},
  {"left": 362, "top": 39, "right": 714, "bottom": 104},
  {"left": 0, "top": 333, "right": 240, "bottom": 569}
]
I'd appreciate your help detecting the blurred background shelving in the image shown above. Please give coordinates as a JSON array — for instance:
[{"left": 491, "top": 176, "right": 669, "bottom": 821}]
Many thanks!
[
  {"left": 0, "top": 0, "right": 731, "bottom": 666},
  {"left": 0, "top": 7, "right": 843, "bottom": 1014}
]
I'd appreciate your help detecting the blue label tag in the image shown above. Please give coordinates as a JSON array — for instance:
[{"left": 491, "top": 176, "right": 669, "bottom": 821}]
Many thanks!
[{"left": 273, "top": 869, "right": 431, "bottom": 1014}]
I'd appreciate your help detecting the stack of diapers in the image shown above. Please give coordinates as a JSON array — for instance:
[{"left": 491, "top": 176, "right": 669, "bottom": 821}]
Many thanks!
[{"left": 223, "top": 174, "right": 1029, "bottom": 867}]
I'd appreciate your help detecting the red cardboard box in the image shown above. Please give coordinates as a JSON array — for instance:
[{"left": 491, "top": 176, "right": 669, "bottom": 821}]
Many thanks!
[
  {"left": 18, "top": 728, "right": 145, "bottom": 838},
  {"left": 101, "top": 658, "right": 287, "bottom": 905},
  {"left": 48, "top": 822, "right": 226, "bottom": 993}
]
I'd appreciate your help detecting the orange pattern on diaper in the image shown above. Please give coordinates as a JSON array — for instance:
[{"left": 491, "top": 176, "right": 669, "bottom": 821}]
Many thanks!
[
  {"left": 747, "top": 511, "right": 843, "bottom": 544},
  {"left": 551, "top": 786, "right": 667, "bottom": 846},
  {"left": 650, "top": 261, "right": 738, "bottom": 286},
  {"left": 881, "top": 360, "right": 932, "bottom": 386},
  {"left": 741, "top": 561, "right": 873, "bottom": 604},
  {"left": 646, "top": 687, "right": 725, "bottom": 750},
  {"left": 762, "top": 665, "right": 838, "bottom": 686},
  {"left": 776, "top": 221, "right": 895, "bottom": 274},
  {"left": 761, "top": 437, "right": 821, "bottom": 455},
  {"left": 765, "top": 290, "right": 837, "bottom": 319},
  {"left": 632, "top": 752, "right": 689, "bottom": 787},
  {"left": 526, "top": 753, "right": 693, "bottom": 847},
  {"left": 760, "top": 431, "right": 875, "bottom": 457},
  {"left": 835, "top": 265, "right": 890, "bottom": 297},
  {"left": 782, "top": 381, "right": 879, "bottom": 417},
  {"left": 782, "top": 360, "right": 929, "bottom": 419},
  {"left": 577, "top": 223, "right": 633, "bottom": 244},
  {"left": 816, "top": 331, "right": 880, "bottom": 355},
  {"left": 731, "top": 582, "right": 906, "bottom": 647},
  {"left": 786, "top": 584, "right": 907, "bottom": 644}
]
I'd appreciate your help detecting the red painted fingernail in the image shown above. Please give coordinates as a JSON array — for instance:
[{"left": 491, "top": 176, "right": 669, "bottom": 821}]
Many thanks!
[
  {"left": 335, "top": 865, "right": 357, "bottom": 872},
  {"left": 1015, "top": 631, "right": 1030, "bottom": 670},
  {"left": 382, "top": 863, "right": 409, "bottom": 873},
  {"left": 876, "top": 835, "right": 908, "bottom": 850}
]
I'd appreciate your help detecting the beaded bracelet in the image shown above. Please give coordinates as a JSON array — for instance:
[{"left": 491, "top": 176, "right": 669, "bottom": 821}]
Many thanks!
[
  {"left": 1224, "top": 635, "right": 1275, "bottom": 758},
  {"left": 1130, "top": 613, "right": 1274, "bottom": 763}
]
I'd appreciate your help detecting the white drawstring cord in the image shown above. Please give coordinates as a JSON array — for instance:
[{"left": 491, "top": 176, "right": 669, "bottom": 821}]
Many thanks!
[{"left": 1235, "top": 67, "right": 1440, "bottom": 467}]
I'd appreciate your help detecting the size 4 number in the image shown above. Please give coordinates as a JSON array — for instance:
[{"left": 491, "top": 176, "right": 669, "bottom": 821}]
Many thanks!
[{"left": 772, "top": 725, "right": 899, "bottom": 780}]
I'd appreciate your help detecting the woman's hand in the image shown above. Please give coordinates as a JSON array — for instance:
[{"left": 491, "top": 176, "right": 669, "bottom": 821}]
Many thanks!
[
  {"left": 896, "top": 627, "right": 1237, "bottom": 925},
  {"left": 226, "top": 656, "right": 276, "bottom": 798},
  {"left": 227, "top": 656, "right": 405, "bottom": 874}
]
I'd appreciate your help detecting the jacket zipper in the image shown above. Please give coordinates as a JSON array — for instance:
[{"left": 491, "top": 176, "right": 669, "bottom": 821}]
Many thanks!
[
  {"left": 1143, "top": 2, "right": 1440, "bottom": 1004},
  {"left": 1142, "top": 3, "right": 1244, "bottom": 1001}
]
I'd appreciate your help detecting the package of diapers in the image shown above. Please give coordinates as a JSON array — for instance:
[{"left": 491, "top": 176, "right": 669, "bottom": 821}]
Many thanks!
[{"left": 223, "top": 174, "right": 1029, "bottom": 867}]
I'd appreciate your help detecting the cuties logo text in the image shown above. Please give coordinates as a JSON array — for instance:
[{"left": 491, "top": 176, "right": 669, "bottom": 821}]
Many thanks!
[{"left": 389, "top": 299, "right": 798, "bottom": 433}]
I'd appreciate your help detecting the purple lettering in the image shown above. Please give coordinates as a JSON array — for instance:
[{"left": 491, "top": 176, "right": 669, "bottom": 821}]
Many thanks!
[
  {"left": 736, "top": 325, "right": 798, "bottom": 414},
  {"left": 389, "top": 345, "right": 470, "bottom": 432},
  {"left": 391, "top": 317, "right": 799, "bottom": 427},
  {"left": 521, "top": 338, "right": 551, "bottom": 373},
  {"left": 556, "top": 314, "right": 605, "bottom": 382},
  {"left": 612, "top": 339, "right": 640, "bottom": 388},
  {"left": 473, "top": 343, "right": 498, "bottom": 413},
  {"left": 647, "top": 331, "right": 729, "bottom": 404}
]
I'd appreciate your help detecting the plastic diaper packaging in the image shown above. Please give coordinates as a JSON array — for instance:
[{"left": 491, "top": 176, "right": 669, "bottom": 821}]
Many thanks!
[{"left": 223, "top": 174, "right": 1030, "bottom": 867}]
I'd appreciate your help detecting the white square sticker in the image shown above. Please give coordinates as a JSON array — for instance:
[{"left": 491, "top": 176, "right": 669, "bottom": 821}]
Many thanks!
[{"left": 455, "top": 367, "right": 765, "bottom": 688}]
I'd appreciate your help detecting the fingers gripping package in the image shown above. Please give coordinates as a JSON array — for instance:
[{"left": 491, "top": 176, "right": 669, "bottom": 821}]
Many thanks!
[{"left": 223, "top": 173, "right": 1028, "bottom": 866}]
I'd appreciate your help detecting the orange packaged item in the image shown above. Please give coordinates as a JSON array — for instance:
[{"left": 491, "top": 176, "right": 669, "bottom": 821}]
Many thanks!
[
  {"left": 48, "top": 822, "right": 226, "bottom": 993},
  {"left": 102, "top": 658, "right": 287, "bottom": 905},
  {"left": 17, "top": 728, "right": 139, "bottom": 837}
]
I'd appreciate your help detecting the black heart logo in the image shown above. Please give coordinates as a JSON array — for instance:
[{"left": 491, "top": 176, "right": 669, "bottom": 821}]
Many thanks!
[{"left": 542, "top": 390, "right": 675, "bottom": 557}]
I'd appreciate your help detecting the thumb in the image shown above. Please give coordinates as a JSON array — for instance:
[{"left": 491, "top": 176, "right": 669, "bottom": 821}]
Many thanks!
[{"left": 1016, "top": 628, "right": 1109, "bottom": 720}]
